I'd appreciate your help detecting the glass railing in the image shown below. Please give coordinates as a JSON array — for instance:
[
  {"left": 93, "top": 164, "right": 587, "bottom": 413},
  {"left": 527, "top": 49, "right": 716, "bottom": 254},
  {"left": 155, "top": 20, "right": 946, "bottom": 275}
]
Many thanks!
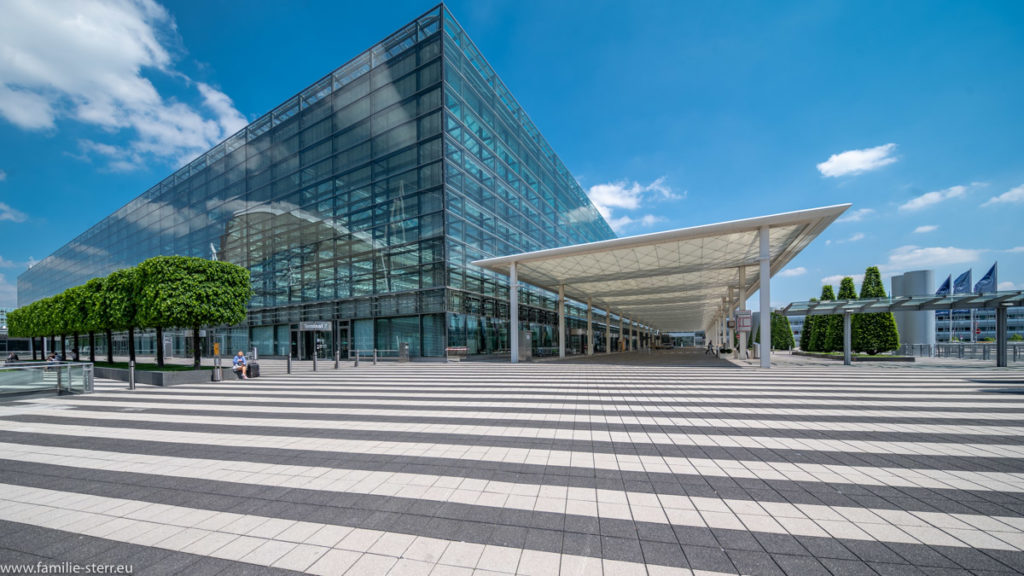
[{"left": 0, "top": 362, "right": 95, "bottom": 397}]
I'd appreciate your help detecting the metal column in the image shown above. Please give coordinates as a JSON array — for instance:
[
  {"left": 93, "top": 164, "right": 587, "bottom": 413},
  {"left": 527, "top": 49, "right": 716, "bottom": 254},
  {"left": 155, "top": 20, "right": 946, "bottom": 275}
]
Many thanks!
[
  {"left": 510, "top": 262, "right": 519, "bottom": 363},
  {"left": 997, "top": 305, "right": 1008, "bottom": 368},
  {"left": 606, "top": 312, "right": 612, "bottom": 354},
  {"left": 558, "top": 284, "right": 565, "bottom": 359},
  {"left": 586, "top": 299, "right": 593, "bottom": 356},
  {"left": 759, "top": 225, "right": 771, "bottom": 368},
  {"left": 843, "top": 311, "right": 852, "bottom": 366},
  {"left": 738, "top": 266, "right": 747, "bottom": 360},
  {"left": 619, "top": 316, "right": 624, "bottom": 351}
]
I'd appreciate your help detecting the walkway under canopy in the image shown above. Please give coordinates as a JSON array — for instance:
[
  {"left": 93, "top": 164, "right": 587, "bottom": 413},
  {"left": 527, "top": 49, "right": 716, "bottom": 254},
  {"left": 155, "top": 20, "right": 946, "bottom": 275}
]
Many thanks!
[{"left": 473, "top": 204, "right": 850, "bottom": 367}]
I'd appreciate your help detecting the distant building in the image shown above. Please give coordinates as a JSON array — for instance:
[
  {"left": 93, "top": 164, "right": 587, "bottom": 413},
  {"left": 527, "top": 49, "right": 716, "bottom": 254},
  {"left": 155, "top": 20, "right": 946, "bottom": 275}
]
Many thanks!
[{"left": 935, "top": 263, "right": 1023, "bottom": 342}]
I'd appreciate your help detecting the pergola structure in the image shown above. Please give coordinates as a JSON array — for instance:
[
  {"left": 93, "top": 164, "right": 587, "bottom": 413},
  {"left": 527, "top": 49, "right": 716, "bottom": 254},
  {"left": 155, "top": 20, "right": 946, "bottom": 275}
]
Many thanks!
[
  {"left": 783, "top": 292, "right": 1024, "bottom": 367},
  {"left": 473, "top": 204, "right": 850, "bottom": 367}
]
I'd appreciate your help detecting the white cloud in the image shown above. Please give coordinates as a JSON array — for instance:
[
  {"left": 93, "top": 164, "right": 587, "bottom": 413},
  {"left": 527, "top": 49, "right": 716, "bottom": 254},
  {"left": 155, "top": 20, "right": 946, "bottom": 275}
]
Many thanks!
[
  {"left": 898, "top": 183, "right": 982, "bottom": 211},
  {"left": 0, "top": 202, "right": 27, "bottom": 223},
  {"left": 999, "top": 281, "right": 1021, "bottom": 291},
  {"left": 982, "top": 184, "right": 1024, "bottom": 207},
  {"left": 0, "top": 256, "right": 18, "bottom": 268},
  {"left": 821, "top": 274, "right": 864, "bottom": 287},
  {"left": 837, "top": 208, "right": 873, "bottom": 223},
  {"left": 848, "top": 232, "right": 865, "bottom": 242},
  {"left": 0, "top": 273, "right": 15, "bottom": 307},
  {"left": 0, "top": 169, "right": 6, "bottom": 181},
  {"left": 914, "top": 225, "right": 938, "bottom": 234},
  {"left": 886, "top": 245, "right": 982, "bottom": 269},
  {"left": 586, "top": 177, "right": 680, "bottom": 232},
  {"left": 1008, "top": 246, "right": 1024, "bottom": 253},
  {"left": 817, "top": 143, "right": 897, "bottom": 178},
  {"left": 0, "top": 0, "right": 246, "bottom": 170},
  {"left": 778, "top": 267, "right": 806, "bottom": 278}
]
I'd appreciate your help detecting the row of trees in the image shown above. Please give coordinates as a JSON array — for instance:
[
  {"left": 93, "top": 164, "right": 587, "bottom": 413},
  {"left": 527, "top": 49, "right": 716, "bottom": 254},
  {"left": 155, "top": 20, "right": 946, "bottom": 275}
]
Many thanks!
[
  {"left": 800, "top": 266, "right": 899, "bottom": 355},
  {"left": 753, "top": 311, "right": 796, "bottom": 350},
  {"left": 8, "top": 256, "right": 251, "bottom": 368}
]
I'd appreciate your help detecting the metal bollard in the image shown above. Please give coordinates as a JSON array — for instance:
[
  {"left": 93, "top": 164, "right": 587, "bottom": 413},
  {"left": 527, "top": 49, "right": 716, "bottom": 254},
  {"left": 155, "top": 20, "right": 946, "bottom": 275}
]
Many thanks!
[
  {"left": 57, "top": 365, "right": 63, "bottom": 394},
  {"left": 373, "top": 349, "right": 377, "bottom": 365},
  {"left": 313, "top": 353, "right": 318, "bottom": 372},
  {"left": 129, "top": 360, "right": 136, "bottom": 390},
  {"left": 335, "top": 349, "right": 340, "bottom": 369},
  {"left": 287, "top": 355, "right": 292, "bottom": 374},
  {"left": 213, "top": 357, "right": 222, "bottom": 382},
  {"left": 354, "top": 351, "right": 360, "bottom": 367}
]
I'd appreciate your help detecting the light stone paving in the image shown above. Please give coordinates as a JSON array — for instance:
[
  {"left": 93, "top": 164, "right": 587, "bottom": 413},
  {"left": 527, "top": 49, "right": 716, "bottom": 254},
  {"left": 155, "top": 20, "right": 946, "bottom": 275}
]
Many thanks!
[{"left": 0, "top": 350, "right": 1023, "bottom": 575}]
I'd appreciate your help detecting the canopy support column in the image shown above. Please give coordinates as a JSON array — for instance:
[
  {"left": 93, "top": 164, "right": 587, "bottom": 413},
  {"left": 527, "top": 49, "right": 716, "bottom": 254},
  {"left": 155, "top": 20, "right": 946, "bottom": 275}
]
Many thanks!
[
  {"left": 843, "top": 311, "right": 852, "bottom": 366},
  {"left": 727, "top": 287, "right": 734, "bottom": 353},
  {"left": 759, "top": 225, "right": 771, "bottom": 368},
  {"left": 619, "top": 316, "right": 624, "bottom": 351},
  {"left": 510, "top": 262, "right": 519, "bottom": 363},
  {"left": 997, "top": 305, "right": 1008, "bottom": 367},
  {"left": 586, "top": 299, "right": 593, "bottom": 356},
  {"left": 558, "top": 284, "right": 565, "bottom": 359},
  {"left": 738, "top": 266, "right": 747, "bottom": 360},
  {"left": 605, "top": 312, "right": 612, "bottom": 354}
]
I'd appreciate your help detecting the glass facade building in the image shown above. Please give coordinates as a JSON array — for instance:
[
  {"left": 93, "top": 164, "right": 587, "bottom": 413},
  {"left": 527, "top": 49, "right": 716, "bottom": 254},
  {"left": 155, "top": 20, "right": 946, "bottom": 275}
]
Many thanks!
[{"left": 17, "top": 6, "right": 615, "bottom": 359}]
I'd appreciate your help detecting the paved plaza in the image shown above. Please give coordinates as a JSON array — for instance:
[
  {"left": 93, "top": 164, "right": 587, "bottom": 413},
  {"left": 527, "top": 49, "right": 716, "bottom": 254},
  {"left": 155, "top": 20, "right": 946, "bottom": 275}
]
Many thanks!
[{"left": 1, "top": 351, "right": 1023, "bottom": 575}]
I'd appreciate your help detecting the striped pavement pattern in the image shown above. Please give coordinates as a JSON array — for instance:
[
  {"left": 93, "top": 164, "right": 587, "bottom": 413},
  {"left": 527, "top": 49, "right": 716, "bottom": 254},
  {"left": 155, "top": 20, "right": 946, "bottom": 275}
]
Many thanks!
[{"left": 1, "top": 352, "right": 1024, "bottom": 575}]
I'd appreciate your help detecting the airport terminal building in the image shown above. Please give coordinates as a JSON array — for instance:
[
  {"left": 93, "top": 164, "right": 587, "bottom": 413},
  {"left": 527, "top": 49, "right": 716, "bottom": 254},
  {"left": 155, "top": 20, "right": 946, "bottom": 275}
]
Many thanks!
[{"left": 17, "top": 6, "right": 618, "bottom": 359}]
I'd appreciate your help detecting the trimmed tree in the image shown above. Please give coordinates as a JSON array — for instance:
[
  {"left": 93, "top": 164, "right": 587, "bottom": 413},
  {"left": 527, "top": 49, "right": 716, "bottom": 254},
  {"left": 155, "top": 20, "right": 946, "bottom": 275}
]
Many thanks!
[
  {"left": 809, "top": 285, "right": 836, "bottom": 352},
  {"left": 754, "top": 311, "right": 796, "bottom": 350},
  {"left": 105, "top": 267, "right": 142, "bottom": 363},
  {"left": 799, "top": 298, "right": 817, "bottom": 351},
  {"left": 824, "top": 276, "right": 858, "bottom": 352},
  {"left": 82, "top": 277, "right": 107, "bottom": 363},
  {"left": 852, "top": 266, "right": 900, "bottom": 355},
  {"left": 137, "top": 256, "right": 251, "bottom": 368}
]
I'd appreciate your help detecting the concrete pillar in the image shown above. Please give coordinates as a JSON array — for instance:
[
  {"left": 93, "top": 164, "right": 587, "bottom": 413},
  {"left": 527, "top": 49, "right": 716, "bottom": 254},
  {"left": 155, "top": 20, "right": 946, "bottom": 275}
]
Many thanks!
[
  {"left": 558, "top": 284, "right": 565, "bottom": 359},
  {"left": 726, "top": 287, "right": 734, "bottom": 351},
  {"left": 586, "top": 299, "right": 593, "bottom": 356},
  {"left": 738, "top": 266, "right": 747, "bottom": 360},
  {"left": 619, "top": 315, "right": 624, "bottom": 351},
  {"left": 997, "top": 306, "right": 1008, "bottom": 367},
  {"left": 510, "top": 262, "right": 519, "bottom": 363},
  {"left": 605, "top": 312, "right": 612, "bottom": 354},
  {"left": 843, "top": 311, "right": 852, "bottom": 366},
  {"left": 759, "top": 225, "right": 771, "bottom": 368}
]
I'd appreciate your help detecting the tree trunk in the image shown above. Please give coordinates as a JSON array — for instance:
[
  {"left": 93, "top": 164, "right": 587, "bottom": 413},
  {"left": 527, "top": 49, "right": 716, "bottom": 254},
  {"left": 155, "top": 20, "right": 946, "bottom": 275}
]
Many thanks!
[
  {"left": 61, "top": 336, "right": 67, "bottom": 360},
  {"left": 49, "top": 336, "right": 55, "bottom": 356},
  {"left": 156, "top": 326, "right": 164, "bottom": 367},
  {"left": 128, "top": 327, "right": 136, "bottom": 363},
  {"left": 106, "top": 330, "right": 113, "bottom": 363},
  {"left": 89, "top": 332, "right": 96, "bottom": 363},
  {"left": 73, "top": 333, "right": 80, "bottom": 361},
  {"left": 192, "top": 326, "right": 201, "bottom": 368}
]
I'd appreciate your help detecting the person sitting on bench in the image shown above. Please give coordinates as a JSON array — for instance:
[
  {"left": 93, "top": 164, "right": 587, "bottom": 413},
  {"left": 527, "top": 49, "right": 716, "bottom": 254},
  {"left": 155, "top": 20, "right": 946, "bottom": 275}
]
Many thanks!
[{"left": 232, "top": 350, "right": 248, "bottom": 380}]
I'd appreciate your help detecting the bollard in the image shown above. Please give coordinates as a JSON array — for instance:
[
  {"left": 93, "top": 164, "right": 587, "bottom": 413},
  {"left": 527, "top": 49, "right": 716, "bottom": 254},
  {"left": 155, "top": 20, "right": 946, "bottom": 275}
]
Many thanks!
[
  {"left": 213, "top": 357, "right": 222, "bottom": 382},
  {"left": 313, "top": 353, "right": 318, "bottom": 372},
  {"left": 354, "top": 351, "right": 360, "bottom": 367},
  {"left": 287, "top": 355, "right": 292, "bottom": 374},
  {"left": 335, "top": 349, "right": 340, "bottom": 369},
  {"left": 129, "top": 360, "right": 136, "bottom": 390},
  {"left": 373, "top": 349, "right": 377, "bottom": 366},
  {"left": 57, "top": 365, "right": 63, "bottom": 394}
]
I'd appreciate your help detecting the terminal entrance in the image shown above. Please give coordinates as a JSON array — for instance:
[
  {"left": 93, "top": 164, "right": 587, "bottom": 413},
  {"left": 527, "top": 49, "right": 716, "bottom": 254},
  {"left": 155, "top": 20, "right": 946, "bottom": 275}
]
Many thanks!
[{"left": 289, "top": 320, "right": 338, "bottom": 360}]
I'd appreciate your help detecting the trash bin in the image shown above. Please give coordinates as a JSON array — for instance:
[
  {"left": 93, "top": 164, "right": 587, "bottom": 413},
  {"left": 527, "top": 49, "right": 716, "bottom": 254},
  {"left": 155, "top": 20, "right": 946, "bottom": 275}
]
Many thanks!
[{"left": 399, "top": 342, "right": 410, "bottom": 362}]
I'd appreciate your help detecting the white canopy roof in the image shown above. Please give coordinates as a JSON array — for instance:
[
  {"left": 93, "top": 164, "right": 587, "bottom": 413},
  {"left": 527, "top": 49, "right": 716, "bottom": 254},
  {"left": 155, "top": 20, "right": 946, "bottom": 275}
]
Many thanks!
[{"left": 473, "top": 204, "right": 850, "bottom": 332}]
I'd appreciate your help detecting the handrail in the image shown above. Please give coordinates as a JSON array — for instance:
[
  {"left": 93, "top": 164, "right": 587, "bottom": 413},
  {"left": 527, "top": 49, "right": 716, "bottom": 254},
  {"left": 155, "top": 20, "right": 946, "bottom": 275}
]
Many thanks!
[{"left": 0, "top": 361, "right": 95, "bottom": 397}]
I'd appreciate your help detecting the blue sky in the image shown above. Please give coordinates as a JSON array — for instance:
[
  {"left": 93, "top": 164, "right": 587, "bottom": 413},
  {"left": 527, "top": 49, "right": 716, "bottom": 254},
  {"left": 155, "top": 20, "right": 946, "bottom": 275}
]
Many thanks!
[{"left": 0, "top": 0, "right": 1022, "bottom": 309}]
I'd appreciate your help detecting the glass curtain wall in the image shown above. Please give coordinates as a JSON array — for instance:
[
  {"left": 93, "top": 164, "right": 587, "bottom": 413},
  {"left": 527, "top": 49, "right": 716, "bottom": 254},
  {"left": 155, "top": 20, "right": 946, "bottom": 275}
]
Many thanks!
[{"left": 440, "top": 9, "right": 615, "bottom": 355}]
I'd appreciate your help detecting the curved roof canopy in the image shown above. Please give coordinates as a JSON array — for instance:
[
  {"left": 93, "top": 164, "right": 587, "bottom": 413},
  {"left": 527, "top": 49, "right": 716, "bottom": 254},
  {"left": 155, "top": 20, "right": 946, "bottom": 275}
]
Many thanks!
[{"left": 473, "top": 204, "right": 850, "bottom": 332}]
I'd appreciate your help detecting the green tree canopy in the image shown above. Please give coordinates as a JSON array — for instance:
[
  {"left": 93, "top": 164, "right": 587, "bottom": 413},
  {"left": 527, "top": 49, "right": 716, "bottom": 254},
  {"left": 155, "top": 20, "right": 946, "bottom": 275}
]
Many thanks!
[
  {"left": 809, "top": 285, "right": 837, "bottom": 352},
  {"left": 754, "top": 311, "right": 795, "bottom": 350},
  {"left": 799, "top": 297, "right": 816, "bottom": 351},
  {"left": 852, "top": 266, "right": 900, "bottom": 354},
  {"left": 137, "top": 256, "right": 251, "bottom": 367}
]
